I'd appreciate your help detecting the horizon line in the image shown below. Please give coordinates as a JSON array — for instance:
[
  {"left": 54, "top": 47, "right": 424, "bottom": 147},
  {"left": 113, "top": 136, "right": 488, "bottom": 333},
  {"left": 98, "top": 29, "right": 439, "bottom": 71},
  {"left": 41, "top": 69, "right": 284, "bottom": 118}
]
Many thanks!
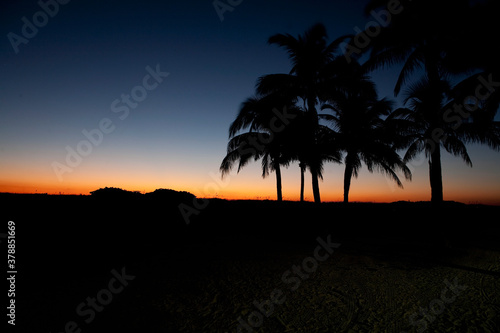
[{"left": 1, "top": 191, "right": 498, "bottom": 206}]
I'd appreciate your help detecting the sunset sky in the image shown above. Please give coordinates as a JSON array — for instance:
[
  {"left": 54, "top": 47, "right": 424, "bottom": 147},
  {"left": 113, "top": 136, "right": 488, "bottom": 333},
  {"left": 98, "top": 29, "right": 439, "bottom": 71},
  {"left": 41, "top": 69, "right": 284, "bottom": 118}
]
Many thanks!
[{"left": 1, "top": 0, "right": 499, "bottom": 204}]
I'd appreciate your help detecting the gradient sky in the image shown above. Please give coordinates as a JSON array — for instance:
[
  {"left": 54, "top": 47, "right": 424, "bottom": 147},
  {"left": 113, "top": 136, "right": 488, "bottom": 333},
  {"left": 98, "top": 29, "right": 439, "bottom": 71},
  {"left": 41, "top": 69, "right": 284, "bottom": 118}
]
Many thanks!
[{"left": 1, "top": 0, "right": 499, "bottom": 204}]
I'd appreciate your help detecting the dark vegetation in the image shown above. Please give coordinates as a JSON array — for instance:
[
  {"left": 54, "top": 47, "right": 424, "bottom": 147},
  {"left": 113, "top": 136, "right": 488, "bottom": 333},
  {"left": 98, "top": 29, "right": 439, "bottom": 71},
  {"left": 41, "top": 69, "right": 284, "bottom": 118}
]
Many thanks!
[{"left": 89, "top": 186, "right": 196, "bottom": 201}]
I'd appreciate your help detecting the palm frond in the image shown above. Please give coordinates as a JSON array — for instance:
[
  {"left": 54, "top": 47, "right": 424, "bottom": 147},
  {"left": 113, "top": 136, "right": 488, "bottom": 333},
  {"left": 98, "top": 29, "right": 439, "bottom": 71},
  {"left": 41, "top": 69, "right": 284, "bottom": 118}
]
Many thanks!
[
  {"left": 442, "top": 135, "right": 473, "bottom": 167},
  {"left": 256, "top": 74, "right": 300, "bottom": 96},
  {"left": 394, "top": 49, "right": 424, "bottom": 96},
  {"left": 403, "top": 139, "right": 425, "bottom": 163}
]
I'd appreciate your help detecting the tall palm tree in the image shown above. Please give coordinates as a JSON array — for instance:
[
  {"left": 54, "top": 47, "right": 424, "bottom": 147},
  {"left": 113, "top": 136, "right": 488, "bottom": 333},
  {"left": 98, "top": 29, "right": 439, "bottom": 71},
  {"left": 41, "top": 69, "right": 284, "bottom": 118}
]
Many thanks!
[
  {"left": 220, "top": 95, "right": 298, "bottom": 202},
  {"left": 360, "top": 0, "right": 485, "bottom": 205},
  {"left": 321, "top": 59, "right": 411, "bottom": 203},
  {"left": 389, "top": 76, "right": 500, "bottom": 203},
  {"left": 257, "top": 23, "right": 349, "bottom": 203}
]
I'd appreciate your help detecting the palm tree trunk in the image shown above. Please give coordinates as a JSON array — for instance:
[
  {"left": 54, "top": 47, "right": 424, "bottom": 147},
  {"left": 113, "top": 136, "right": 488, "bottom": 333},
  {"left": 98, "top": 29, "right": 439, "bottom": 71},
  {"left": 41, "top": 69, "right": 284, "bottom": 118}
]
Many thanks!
[
  {"left": 299, "top": 162, "right": 305, "bottom": 202},
  {"left": 305, "top": 96, "right": 321, "bottom": 203},
  {"left": 429, "top": 145, "right": 443, "bottom": 206},
  {"left": 310, "top": 167, "right": 321, "bottom": 203},
  {"left": 344, "top": 162, "right": 354, "bottom": 204},
  {"left": 275, "top": 164, "right": 283, "bottom": 202}
]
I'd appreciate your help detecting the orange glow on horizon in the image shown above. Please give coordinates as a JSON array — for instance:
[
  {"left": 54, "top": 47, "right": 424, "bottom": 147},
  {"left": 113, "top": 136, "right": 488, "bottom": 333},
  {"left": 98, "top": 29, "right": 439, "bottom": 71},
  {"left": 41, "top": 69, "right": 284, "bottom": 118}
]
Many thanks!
[
  {"left": 1, "top": 157, "right": 499, "bottom": 205},
  {"left": 2, "top": 180, "right": 499, "bottom": 205}
]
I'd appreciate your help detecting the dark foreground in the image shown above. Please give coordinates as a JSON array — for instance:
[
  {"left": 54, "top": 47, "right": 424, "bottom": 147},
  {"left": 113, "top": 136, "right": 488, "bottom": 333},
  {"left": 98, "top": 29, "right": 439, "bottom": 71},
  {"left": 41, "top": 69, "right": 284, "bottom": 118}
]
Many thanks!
[{"left": 3, "top": 193, "right": 500, "bottom": 332}]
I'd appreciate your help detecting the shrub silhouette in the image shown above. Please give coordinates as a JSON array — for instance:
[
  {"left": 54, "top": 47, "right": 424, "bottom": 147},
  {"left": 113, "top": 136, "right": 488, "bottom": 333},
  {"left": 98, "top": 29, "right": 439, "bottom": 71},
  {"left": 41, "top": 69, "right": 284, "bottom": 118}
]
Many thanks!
[
  {"left": 90, "top": 187, "right": 141, "bottom": 198},
  {"left": 90, "top": 187, "right": 195, "bottom": 202},
  {"left": 145, "top": 188, "right": 195, "bottom": 202}
]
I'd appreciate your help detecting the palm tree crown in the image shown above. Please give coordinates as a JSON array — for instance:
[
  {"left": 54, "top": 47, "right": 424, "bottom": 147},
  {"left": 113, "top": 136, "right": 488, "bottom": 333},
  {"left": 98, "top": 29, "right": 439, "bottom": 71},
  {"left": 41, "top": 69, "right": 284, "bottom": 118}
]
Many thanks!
[
  {"left": 322, "top": 59, "right": 411, "bottom": 203},
  {"left": 256, "top": 23, "right": 348, "bottom": 203},
  {"left": 220, "top": 94, "right": 300, "bottom": 202}
]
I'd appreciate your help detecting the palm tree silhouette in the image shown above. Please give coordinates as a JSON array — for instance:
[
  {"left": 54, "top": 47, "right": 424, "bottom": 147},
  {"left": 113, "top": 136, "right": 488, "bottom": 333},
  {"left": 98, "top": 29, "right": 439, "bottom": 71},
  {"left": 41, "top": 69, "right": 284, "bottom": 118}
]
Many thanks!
[
  {"left": 361, "top": 0, "right": 499, "bottom": 205},
  {"left": 390, "top": 76, "right": 500, "bottom": 202},
  {"left": 322, "top": 59, "right": 411, "bottom": 203},
  {"left": 220, "top": 95, "right": 299, "bottom": 202},
  {"left": 257, "top": 23, "right": 349, "bottom": 203}
]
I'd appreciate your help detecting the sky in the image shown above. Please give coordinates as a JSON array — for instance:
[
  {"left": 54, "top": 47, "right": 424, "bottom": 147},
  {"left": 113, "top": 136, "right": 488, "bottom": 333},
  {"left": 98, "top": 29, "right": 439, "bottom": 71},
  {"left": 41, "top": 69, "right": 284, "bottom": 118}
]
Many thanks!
[{"left": 1, "top": 0, "right": 499, "bottom": 204}]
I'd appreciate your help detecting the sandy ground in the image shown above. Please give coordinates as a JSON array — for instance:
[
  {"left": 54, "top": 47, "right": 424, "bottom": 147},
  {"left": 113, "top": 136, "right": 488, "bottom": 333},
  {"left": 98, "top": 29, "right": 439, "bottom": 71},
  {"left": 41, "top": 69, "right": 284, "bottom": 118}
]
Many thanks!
[
  {"left": 125, "top": 244, "right": 500, "bottom": 333},
  {"left": 7, "top": 196, "right": 500, "bottom": 332}
]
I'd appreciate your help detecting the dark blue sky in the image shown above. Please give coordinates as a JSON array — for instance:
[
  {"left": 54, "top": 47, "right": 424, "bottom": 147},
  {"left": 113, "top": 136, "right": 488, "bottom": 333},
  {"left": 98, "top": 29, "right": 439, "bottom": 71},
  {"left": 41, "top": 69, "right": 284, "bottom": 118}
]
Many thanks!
[{"left": 1, "top": 0, "right": 499, "bottom": 203}]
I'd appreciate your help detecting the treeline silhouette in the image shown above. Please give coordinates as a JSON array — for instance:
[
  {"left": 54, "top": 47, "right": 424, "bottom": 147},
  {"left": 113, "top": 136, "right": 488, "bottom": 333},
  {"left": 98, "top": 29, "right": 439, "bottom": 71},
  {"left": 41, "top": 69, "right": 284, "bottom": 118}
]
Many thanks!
[
  {"left": 89, "top": 187, "right": 195, "bottom": 201},
  {"left": 221, "top": 0, "right": 500, "bottom": 206}
]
